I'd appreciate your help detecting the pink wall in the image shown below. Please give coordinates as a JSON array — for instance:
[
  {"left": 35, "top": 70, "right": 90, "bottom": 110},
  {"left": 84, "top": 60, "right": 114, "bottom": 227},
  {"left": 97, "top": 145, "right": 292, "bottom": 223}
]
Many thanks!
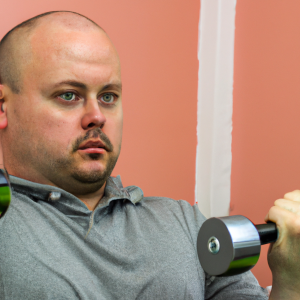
[
  {"left": 0, "top": 0, "right": 199, "bottom": 205},
  {"left": 4, "top": 0, "right": 298, "bottom": 290},
  {"left": 231, "top": 0, "right": 300, "bottom": 287}
]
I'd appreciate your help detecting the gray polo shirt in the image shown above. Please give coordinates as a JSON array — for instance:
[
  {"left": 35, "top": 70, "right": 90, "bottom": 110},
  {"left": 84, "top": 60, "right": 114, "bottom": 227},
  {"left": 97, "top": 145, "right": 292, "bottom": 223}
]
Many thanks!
[{"left": 0, "top": 175, "right": 268, "bottom": 299}]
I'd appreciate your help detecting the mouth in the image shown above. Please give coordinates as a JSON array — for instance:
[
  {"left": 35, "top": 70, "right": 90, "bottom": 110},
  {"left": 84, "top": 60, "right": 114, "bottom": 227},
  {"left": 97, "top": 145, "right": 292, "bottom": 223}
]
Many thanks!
[{"left": 77, "top": 140, "right": 108, "bottom": 154}]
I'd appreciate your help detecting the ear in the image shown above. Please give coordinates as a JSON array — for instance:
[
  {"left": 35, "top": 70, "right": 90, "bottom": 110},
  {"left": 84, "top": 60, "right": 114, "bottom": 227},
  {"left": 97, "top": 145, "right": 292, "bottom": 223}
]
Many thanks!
[{"left": 0, "top": 85, "right": 8, "bottom": 129}]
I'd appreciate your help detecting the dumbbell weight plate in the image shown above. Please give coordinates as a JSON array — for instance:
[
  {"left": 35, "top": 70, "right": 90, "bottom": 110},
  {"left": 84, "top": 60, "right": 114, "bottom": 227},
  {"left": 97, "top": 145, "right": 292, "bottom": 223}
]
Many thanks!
[
  {"left": 197, "top": 215, "right": 261, "bottom": 276},
  {"left": 0, "top": 169, "right": 11, "bottom": 217}
]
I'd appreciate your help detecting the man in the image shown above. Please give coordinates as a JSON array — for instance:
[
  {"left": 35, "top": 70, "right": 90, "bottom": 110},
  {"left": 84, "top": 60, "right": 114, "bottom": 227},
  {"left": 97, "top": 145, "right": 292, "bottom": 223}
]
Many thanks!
[{"left": 0, "top": 11, "right": 298, "bottom": 299}]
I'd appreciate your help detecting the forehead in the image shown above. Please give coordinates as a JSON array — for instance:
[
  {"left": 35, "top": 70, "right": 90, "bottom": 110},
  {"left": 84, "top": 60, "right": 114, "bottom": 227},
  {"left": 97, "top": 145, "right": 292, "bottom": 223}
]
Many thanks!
[
  {"left": 32, "top": 24, "right": 118, "bottom": 64},
  {"left": 24, "top": 23, "right": 120, "bottom": 87}
]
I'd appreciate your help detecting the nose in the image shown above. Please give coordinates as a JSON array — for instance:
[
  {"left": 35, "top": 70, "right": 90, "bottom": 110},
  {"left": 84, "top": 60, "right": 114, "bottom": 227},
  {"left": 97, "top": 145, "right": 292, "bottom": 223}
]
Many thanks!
[{"left": 81, "top": 99, "right": 106, "bottom": 130}]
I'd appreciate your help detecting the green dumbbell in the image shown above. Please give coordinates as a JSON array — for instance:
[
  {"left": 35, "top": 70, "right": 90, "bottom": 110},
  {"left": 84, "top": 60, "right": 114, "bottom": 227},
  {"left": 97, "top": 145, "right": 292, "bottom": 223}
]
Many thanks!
[{"left": 0, "top": 169, "right": 11, "bottom": 217}]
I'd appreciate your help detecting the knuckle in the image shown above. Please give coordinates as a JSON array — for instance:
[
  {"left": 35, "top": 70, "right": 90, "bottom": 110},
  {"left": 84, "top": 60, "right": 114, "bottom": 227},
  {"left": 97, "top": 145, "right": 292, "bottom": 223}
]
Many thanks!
[
  {"left": 283, "top": 192, "right": 292, "bottom": 199},
  {"left": 284, "top": 190, "right": 300, "bottom": 200},
  {"left": 268, "top": 205, "right": 278, "bottom": 215},
  {"left": 274, "top": 199, "right": 285, "bottom": 207}
]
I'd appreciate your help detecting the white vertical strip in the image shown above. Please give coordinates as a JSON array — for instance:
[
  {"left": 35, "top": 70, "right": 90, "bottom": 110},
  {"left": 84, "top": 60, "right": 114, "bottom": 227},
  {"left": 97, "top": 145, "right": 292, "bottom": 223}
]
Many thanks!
[{"left": 195, "top": 0, "right": 236, "bottom": 218}]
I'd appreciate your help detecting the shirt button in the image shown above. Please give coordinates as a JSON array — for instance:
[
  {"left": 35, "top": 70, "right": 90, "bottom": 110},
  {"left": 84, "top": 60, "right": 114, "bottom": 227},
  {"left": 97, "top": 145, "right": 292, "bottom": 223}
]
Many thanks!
[{"left": 48, "top": 192, "right": 61, "bottom": 201}]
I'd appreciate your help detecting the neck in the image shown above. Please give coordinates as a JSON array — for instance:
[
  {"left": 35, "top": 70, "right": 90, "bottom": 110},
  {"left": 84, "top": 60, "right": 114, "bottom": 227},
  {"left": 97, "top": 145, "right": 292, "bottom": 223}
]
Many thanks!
[{"left": 76, "top": 183, "right": 106, "bottom": 211}]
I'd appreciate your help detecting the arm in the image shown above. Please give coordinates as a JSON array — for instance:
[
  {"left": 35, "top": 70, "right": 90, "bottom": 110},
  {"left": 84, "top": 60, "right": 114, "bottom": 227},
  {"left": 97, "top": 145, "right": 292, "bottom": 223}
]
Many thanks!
[
  {"left": 205, "top": 271, "right": 268, "bottom": 299},
  {"left": 265, "top": 190, "right": 300, "bottom": 300},
  {"left": 177, "top": 201, "right": 268, "bottom": 299}
]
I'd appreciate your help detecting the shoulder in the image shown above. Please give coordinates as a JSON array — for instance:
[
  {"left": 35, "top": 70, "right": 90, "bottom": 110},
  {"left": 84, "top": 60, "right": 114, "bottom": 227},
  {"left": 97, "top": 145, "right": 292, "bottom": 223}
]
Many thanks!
[
  {"left": 138, "top": 196, "right": 197, "bottom": 215},
  {"left": 133, "top": 196, "right": 206, "bottom": 241},
  {"left": 139, "top": 196, "right": 204, "bottom": 218}
]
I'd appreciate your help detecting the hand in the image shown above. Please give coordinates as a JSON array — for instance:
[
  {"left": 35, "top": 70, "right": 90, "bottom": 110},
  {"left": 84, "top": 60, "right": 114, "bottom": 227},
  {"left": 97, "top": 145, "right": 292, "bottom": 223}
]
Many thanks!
[{"left": 265, "top": 190, "right": 300, "bottom": 299}]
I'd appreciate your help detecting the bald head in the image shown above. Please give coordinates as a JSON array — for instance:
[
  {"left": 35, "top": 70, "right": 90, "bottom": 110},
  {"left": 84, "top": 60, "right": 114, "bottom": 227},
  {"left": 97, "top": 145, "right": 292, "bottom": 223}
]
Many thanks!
[{"left": 0, "top": 11, "right": 105, "bottom": 93}]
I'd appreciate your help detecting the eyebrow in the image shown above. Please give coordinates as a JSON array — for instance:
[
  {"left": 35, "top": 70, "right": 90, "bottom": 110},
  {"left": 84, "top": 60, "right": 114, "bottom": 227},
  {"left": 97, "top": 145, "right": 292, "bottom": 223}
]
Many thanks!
[
  {"left": 101, "top": 83, "right": 122, "bottom": 92},
  {"left": 54, "top": 80, "right": 87, "bottom": 90},
  {"left": 53, "top": 80, "right": 122, "bottom": 92}
]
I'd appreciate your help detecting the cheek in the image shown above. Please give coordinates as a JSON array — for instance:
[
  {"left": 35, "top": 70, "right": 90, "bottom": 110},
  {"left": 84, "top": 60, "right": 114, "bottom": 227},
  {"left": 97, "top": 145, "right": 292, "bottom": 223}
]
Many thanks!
[
  {"left": 8, "top": 96, "right": 83, "bottom": 154},
  {"left": 43, "top": 119, "right": 78, "bottom": 149},
  {"left": 29, "top": 111, "right": 79, "bottom": 151},
  {"left": 105, "top": 115, "right": 123, "bottom": 147}
]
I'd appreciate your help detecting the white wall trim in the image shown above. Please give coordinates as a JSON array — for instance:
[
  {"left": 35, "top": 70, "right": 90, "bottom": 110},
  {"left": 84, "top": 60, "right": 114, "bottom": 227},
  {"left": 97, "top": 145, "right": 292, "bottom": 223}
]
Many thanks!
[{"left": 195, "top": 0, "right": 236, "bottom": 218}]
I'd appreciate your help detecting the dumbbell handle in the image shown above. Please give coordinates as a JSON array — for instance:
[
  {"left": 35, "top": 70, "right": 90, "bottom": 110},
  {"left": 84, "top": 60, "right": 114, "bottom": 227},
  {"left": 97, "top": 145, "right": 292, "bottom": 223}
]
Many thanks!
[{"left": 255, "top": 222, "right": 278, "bottom": 245}]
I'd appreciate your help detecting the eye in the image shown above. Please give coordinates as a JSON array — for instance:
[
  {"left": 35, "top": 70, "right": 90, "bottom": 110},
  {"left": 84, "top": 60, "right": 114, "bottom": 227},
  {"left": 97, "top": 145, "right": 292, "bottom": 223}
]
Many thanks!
[
  {"left": 100, "top": 93, "right": 115, "bottom": 104},
  {"left": 59, "top": 92, "right": 76, "bottom": 101}
]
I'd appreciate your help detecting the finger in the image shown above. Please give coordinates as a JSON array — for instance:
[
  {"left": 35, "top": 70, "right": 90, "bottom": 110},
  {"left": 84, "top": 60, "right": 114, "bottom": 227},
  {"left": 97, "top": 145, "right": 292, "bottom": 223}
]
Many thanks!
[
  {"left": 274, "top": 198, "right": 300, "bottom": 215},
  {"left": 265, "top": 205, "right": 300, "bottom": 236},
  {"left": 284, "top": 190, "right": 300, "bottom": 202},
  {"left": 264, "top": 200, "right": 289, "bottom": 221},
  {"left": 266, "top": 205, "right": 293, "bottom": 224},
  {"left": 265, "top": 206, "right": 288, "bottom": 245}
]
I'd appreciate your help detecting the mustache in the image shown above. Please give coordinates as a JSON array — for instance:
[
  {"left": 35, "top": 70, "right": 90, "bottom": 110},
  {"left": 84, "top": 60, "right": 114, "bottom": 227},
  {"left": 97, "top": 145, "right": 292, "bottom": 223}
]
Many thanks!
[{"left": 72, "top": 128, "right": 113, "bottom": 153}]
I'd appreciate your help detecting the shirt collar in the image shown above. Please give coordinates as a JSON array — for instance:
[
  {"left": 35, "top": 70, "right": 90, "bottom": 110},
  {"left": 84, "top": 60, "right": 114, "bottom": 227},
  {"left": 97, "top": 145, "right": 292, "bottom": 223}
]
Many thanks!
[{"left": 9, "top": 174, "right": 144, "bottom": 211}]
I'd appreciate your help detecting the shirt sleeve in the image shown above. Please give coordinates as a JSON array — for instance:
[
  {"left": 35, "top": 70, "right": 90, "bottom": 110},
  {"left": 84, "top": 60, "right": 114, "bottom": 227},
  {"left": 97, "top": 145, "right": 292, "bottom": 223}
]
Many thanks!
[
  {"left": 176, "top": 200, "right": 269, "bottom": 300},
  {"left": 204, "top": 272, "right": 269, "bottom": 299}
]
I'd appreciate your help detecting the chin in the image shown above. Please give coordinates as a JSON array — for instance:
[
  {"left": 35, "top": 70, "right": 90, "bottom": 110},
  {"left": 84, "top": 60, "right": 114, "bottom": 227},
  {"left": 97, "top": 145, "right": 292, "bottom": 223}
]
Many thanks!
[
  {"left": 72, "top": 155, "right": 118, "bottom": 185},
  {"left": 71, "top": 169, "right": 108, "bottom": 184}
]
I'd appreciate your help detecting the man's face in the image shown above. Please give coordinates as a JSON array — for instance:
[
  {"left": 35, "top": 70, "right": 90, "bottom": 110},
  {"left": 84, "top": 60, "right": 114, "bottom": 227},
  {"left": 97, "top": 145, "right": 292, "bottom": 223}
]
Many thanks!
[{"left": 4, "top": 23, "right": 123, "bottom": 195}]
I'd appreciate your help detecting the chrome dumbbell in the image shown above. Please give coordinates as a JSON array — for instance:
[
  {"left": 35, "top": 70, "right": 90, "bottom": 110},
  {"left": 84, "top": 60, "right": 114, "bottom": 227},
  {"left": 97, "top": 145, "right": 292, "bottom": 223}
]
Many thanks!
[{"left": 197, "top": 215, "right": 278, "bottom": 276}]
